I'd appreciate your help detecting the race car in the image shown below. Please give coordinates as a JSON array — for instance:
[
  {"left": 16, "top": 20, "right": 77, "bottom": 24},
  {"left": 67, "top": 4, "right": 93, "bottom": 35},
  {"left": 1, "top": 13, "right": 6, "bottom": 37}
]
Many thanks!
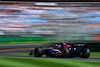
[{"left": 29, "top": 43, "right": 90, "bottom": 58}]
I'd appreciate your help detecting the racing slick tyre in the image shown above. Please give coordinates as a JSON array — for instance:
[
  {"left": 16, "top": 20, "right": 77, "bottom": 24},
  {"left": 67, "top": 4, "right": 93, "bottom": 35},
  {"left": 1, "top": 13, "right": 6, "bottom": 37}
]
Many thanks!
[
  {"left": 34, "top": 48, "right": 43, "bottom": 57},
  {"left": 80, "top": 48, "right": 90, "bottom": 58},
  {"left": 61, "top": 48, "right": 70, "bottom": 58},
  {"left": 29, "top": 50, "right": 33, "bottom": 56}
]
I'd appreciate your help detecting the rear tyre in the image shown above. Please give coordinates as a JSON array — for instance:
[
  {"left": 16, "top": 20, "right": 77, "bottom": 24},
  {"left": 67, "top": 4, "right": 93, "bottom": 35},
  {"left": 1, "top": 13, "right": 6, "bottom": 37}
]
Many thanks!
[
  {"left": 80, "top": 48, "right": 90, "bottom": 58},
  {"left": 61, "top": 48, "right": 70, "bottom": 58},
  {"left": 34, "top": 48, "right": 43, "bottom": 57}
]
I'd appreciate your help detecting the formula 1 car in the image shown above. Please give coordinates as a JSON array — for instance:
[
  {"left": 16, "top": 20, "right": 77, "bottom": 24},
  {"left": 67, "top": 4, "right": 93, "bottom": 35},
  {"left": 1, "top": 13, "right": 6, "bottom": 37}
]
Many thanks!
[{"left": 29, "top": 43, "right": 90, "bottom": 58}]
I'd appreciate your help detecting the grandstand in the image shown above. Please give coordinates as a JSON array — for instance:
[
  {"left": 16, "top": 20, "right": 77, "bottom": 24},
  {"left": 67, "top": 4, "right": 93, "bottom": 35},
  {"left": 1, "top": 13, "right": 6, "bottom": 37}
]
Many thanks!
[{"left": 0, "top": 2, "right": 100, "bottom": 43}]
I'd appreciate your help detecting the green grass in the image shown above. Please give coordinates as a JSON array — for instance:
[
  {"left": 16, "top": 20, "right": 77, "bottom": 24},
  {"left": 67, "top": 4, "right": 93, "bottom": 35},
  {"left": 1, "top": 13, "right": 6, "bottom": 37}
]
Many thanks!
[
  {"left": 90, "top": 52, "right": 100, "bottom": 58},
  {"left": 0, "top": 37, "right": 54, "bottom": 45},
  {"left": 0, "top": 57, "right": 99, "bottom": 67},
  {"left": 0, "top": 41, "right": 50, "bottom": 45}
]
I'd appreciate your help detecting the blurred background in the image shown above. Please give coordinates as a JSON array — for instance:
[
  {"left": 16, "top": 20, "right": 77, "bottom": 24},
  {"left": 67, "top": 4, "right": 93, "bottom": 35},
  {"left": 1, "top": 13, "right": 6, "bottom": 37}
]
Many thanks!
[{"left": 0, "top": 2, "right": 100, "bottom": 51}]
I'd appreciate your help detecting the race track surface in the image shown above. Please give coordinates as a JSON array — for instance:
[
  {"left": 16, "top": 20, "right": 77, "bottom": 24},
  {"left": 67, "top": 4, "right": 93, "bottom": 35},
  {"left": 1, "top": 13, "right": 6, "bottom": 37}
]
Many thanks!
[{"left": 0, "top": 44, "right": 51, "bottom": 49}]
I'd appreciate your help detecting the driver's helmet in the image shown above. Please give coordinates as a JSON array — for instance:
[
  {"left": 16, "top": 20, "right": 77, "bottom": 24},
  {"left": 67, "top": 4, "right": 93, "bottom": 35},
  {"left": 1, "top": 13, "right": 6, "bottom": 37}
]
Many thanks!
[
  {"left": 61, "top": 41, "right": 66, "bottom": 46},
  {"left": 61, "top": 41, "right": 64, "bottom": 43}
]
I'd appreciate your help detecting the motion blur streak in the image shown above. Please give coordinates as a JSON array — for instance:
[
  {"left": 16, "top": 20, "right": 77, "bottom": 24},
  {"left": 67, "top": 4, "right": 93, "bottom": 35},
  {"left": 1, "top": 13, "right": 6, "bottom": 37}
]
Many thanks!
[{"left": 0, "top": 2, "right": 100, "bottom": 44}]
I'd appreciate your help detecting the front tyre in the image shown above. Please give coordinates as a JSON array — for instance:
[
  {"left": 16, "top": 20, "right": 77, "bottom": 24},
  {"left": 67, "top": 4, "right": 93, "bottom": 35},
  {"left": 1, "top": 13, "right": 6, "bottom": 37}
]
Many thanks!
[{"left": 34, "top": 48, "right": 43, "bottom": 57}]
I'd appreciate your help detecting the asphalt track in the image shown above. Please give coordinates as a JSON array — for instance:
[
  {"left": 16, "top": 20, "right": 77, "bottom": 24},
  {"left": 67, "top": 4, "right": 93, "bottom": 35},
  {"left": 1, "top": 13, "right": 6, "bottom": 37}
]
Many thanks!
[
  {"left": 0, "top": 44, "right": 100, "bottom": 61},
  {"left": 0, "top": 44, "right": 51, "bottom": 49}
]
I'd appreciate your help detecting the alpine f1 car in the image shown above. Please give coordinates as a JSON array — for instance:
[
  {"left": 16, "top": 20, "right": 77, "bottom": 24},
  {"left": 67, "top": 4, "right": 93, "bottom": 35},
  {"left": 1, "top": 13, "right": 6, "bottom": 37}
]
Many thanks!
[{"left": 29, "top": 43, "right": 90, "bottom": 58}]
